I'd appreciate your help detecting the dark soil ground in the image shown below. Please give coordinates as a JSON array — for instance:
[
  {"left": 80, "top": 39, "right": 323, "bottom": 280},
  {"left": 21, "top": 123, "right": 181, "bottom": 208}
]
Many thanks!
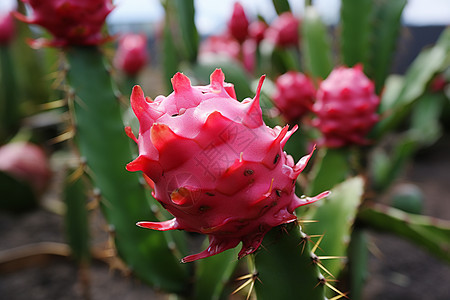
[{"left": 1, "top": 134, "right": 449, "bottom": 300}]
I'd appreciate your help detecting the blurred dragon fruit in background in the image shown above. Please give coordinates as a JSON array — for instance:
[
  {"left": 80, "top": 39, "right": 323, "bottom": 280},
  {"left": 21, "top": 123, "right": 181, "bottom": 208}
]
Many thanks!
[
  {"left": 0, "top": 11, "right": 15, "bottom": 45},
  {"left": 227, "top": 2, "right": 249, "bottom": 44},
  {"left": 265, "top": 12, "right": 300, "bottom": 48},
  {"left": 126, "top": 69, "right": 329, "bottom": 262},
  {"left": 312, "top": 65, "right": 380, "bottom": 148},
  {"left": 0, "top": 142, "right": 50, "bottom": 195},
  {"left": 272, "top": 71, "right": 316, "bottom": 124},
  {"left": 248, "top": 20, "right": 267, "bottom": 45},
  {"left": 114, "top": 33, "right": 149, "bottom": 76},
  {"left": 15, "top": 0, "right": 113, "bottom": 47}
]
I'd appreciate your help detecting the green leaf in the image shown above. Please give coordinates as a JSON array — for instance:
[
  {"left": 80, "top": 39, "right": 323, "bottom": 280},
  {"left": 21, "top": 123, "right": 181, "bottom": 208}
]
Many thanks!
[
  {"left": 366, "top": 0, "right": 407, "bottom": 93},
  {"left": 66, "top": 46, "right": 189, "bottom": 293},
  {"left": 304, "top": 177, "right": 365, "bottom": 280},
  {"left": 193, "top": 245, "right": 240, "bottom": 300},
  {"left": 348, "top": 229, "right": 369, "bottom": 300},
  {"left": 272, "top": 0, "right": 291, "bottom": 14},
  {"left": 254, "top": 223, "right": 325, "bottom": 300},
  {"left": 301, "top": 6, "right": 333, "bottom": 80},
  {"left": 174, "top": 0, "right": 199, "bottom": 63},
  {"left": 370, "top": 135, "right": 416, "bottom": 192},
  {"left": 358, "top": 203, "right": 450, "bottom": 263},
  {"left": 340, "top": 0, "right": 373, "bottom": 67},
  {"left": 64, "top": 173, "right": 90, "bottom": 263},
  {"left": 307, "top": 147, "right": 351, "bottom": 196},
  {"left": 162, "top": 15, "right": 180, "bottom": 93},
  {"left": 371, "top": 27, "right": 450, "bottom": 137}
]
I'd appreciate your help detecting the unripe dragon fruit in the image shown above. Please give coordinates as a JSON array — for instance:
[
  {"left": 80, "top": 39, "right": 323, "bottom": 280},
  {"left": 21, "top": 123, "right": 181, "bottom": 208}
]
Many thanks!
[
  {"left": 15, "top": 0, "right": 113, "bottom": 47},
  {"left": 273, "top": 71, "right": 316, "bottom": 123},
  {"left": 312, "top": 65, "right": 379, "bottom": 148},
  {"left": 126, "top": 69, "right": 329, "bottom": 262},
  {"left": 114, "top": 33, "right": 149, "bottom": 76},
  {"left": 227, "top": 2, "right": 249, "bottom": 44}
]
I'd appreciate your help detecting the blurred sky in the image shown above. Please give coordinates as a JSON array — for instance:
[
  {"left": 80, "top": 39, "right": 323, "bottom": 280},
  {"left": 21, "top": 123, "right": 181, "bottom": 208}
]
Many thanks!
[
  {"left": 106, "top": 0, "right": 450, "bottom": 36},
  {"left": 1, "top": 0, "right": 450, "bottom": 36}
]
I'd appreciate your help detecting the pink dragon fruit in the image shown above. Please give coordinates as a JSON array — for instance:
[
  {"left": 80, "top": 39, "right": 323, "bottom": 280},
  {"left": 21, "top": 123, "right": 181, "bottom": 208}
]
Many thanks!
[
  {"left": 273, "top": 71, "right": 316, "bottom": 123},
  {"left": 14, "top": 0, "right": 113, "bottom": 47},
  {"left": 0, "top": 142, "right": 50, "bottom": 195},
  {"left": 227, "top": 2, "right": 249, "bottom": 44},
  {"left": 114, "top": 33, "right": 149, "bottom": 76},
  {"left": 312, "top": 65, "right": 380, "bottom": 148},
  {"left": 126, "top": 69, "right": 329, "bottom": 262},
  {"left": 248, "top": 20, "right": 267, "bottom": 44},
  {"left": 0, "top": 11, "right": 15, "bottom": 45},
  {"left": 265, "top": 12, "right": 300, "bottom": 47}
]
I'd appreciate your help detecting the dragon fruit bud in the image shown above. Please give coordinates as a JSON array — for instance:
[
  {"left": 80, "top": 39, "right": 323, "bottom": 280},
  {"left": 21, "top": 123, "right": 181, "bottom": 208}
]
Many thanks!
[
  {"left": 265, "top": 12, "right": 300, "bottom": 47},
  {"left": 227, "top": 2, "right": 249, "bottom": 43},
  {"left": 0, "top": 142, "right": 51, "bottom": 195},
  {"left": 126, "top": 69, "right": 329, "bottom": 262},
  {"left": 273, "top": 71, "right": 316, "bottom": 123},
  {"left": 249, "top": 20, "right": 267, "bottom": 44},
  {"left": 312, "top": 65, "right": 380, "bottom": 148},
  {"left": 15, "top": 0, "right": 113, "bottom": 47},
  {"left": 114, "top": 33, "right": 149, "bottom": 76},
  {"left": 0, "top": 11, "right": 15, "bottom": 45}
]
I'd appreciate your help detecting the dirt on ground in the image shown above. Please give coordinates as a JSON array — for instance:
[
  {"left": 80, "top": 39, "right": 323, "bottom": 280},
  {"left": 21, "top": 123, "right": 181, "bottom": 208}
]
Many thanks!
[{"left": 1, "top": 135, "right": 449, "bottom": 300}]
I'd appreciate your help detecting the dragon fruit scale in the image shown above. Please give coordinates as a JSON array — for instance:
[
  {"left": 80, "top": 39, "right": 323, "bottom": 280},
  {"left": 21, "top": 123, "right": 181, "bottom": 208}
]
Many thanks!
[
  {"left": 15, "top": 0, "right": 113, "bottom": 47},
  {"left": 312, "top": 65, "right": 380, "bottom": 148},
  {"left": 273, "top": 71, "right": 316, "bottom": 124},
  {"left": 126, "top": 69, "right": 329, "bottom": 263}
]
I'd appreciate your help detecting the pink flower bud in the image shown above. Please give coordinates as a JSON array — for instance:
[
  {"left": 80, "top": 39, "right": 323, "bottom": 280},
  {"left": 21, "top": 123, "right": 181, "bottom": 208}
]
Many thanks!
[
  {"left": 227, "top": 2, "right": 249, "bottom": 43},
  {"left": 114, "top": 33, "right": 149, "bottom": 76},
  {"left": 265, "top": 12, "right": 300, "bottom": 47},
  {"left": 0, "top": 12, "right": 15, "bottom": 45},
  {"left": 249, "top": 20, "right": 267, "bottom": 44}
]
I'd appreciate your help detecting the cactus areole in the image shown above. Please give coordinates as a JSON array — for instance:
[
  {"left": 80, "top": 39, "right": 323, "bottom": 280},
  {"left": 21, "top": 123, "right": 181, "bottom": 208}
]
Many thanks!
[
  {"left": 126, "top": 69, "right": 329, "bottom": 262},
  {"left": 15, "top": 0, "right": 113, "bottom": 47}
]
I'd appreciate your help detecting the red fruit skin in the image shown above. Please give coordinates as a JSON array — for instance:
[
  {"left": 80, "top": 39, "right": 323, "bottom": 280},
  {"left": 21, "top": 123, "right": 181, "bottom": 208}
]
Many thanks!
[
  {"left": 15, "top": 0, "right": 113, "bottom": 47},
  {"left": 273, "top": 71, "right": 316, "bottom": 123},
  {"left": 265, "top": 12, "right": 300, "bottom": 47},
  {"left": 249, "top": 20, "right": 267, "bottom": 44},
  {"left": 312, "top": 65, "right": 380, "bottom": 148},
  {"left": 227, "top": 2, "right": 249, "bottom": 43},
  {"left": 0, "top": 142, "right": 51, "bottom": 195},
  {"left": 114, "top": 33, "right": 148, "bottom": 76},
  {"left": 126, "top": 69, "right": 329, "bottom": 262},
  {"left": 0, "top": 11, "right": 15, "bottom": 45}
]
